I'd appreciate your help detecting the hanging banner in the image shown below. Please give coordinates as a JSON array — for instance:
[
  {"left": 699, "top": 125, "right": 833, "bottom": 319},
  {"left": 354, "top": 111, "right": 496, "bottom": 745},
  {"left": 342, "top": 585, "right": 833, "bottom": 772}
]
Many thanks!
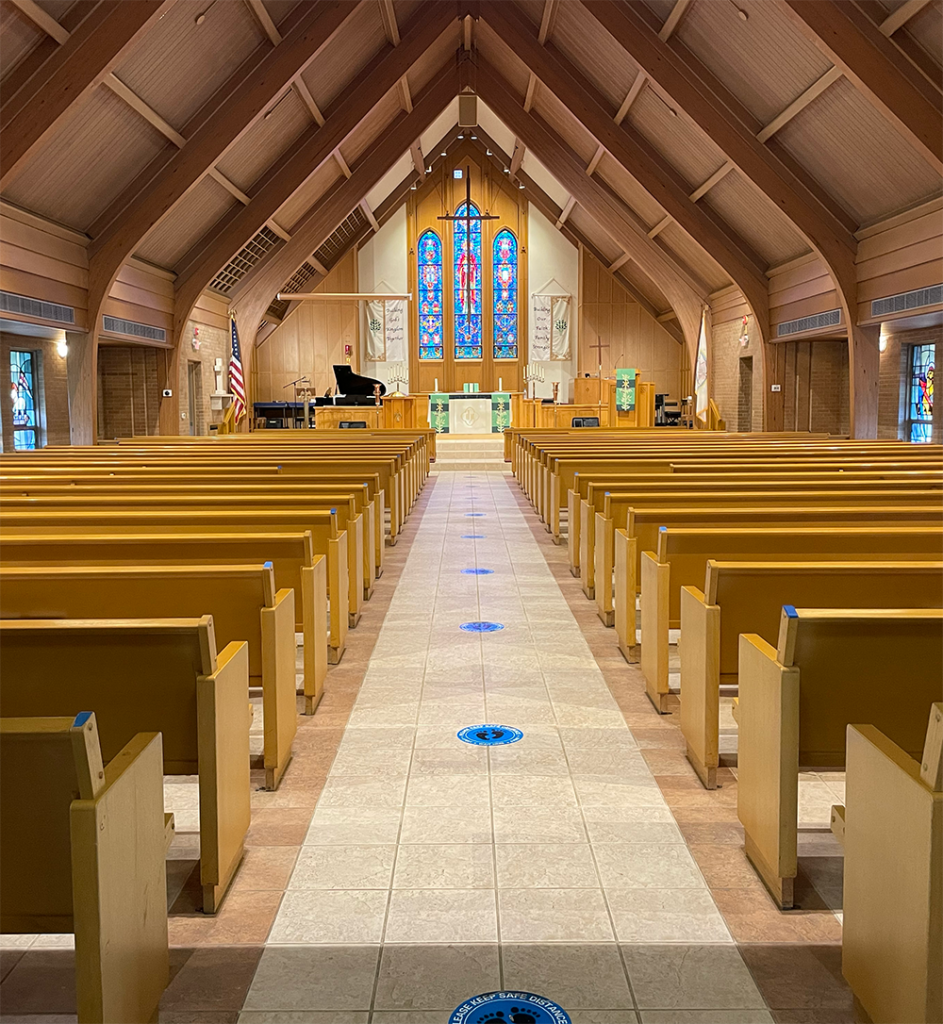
[
  {"left": 616, "top": 368, "right": 636, "bottom": 411},
  {"left": 532, "top": 294, "right": 552, "bottom": 361},
  {"left": 695, "top": 307, "right": 710, "bottom": 423},
  {"left": 365, "top": 299, "right": 408, "bottom": 362},
  {"left": 551, "top": 296, "right": 571, "bottom": 360},
  {"left": 429, "top": 393, "right": 450, "bottom": 433},
  {"left": 491, "top": 392, "right": 511, "bottom": 433}
]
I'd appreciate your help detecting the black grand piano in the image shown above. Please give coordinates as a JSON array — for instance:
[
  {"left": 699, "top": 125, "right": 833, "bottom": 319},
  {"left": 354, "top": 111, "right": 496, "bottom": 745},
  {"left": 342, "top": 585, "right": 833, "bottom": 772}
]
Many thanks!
[{"left": 253, "top": 366, "right": 386, "bottom": 428}]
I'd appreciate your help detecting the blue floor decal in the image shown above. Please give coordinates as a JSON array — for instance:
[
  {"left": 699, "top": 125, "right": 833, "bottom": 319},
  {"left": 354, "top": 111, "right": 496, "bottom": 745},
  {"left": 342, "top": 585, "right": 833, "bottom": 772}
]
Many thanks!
[
  {"left": 451, "top": 991, "right": 571, "bottom": 1024},
  {"left": 461, "top": 568, "right": 494, "bottom": 575},
  {"left": 460, "top": 621, "right": 504, "bottom": 633},
  {"left": 465, "top": 512, "right": 486, "bottom": 517},
  {"left": 457, "top": 725, "right": 523, "bottom": 747},
  {"left": 461, "top": 534, "right": 486, "bottom": 539}
]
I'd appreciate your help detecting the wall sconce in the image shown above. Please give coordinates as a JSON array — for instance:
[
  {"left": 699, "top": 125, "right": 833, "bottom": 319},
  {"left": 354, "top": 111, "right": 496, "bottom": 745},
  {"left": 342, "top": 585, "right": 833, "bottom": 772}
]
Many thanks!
[
  {"left": 879, "top": 333, "right": 888, "bottom": 353},
  {"left": 56, "top": 339, "right": 68, "bottom": 358}
]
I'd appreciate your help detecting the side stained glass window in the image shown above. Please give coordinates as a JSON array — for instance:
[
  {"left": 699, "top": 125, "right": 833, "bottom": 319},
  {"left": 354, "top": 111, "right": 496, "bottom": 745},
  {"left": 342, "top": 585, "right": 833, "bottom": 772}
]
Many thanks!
[
  {"left": 10, "top": 350, "right": 38, "bottom": 450},
  {"left": 493, "top": 229, "right": 518, "bottom": 359},
  {"left": 453, "top": 202, "right": 482, "bottom": 359},
  {"left": 418, "top": 230, "right": 443, "bottom": 360},
  {"left": 909, "top": 343, "right": 934, "bottom": 442}
]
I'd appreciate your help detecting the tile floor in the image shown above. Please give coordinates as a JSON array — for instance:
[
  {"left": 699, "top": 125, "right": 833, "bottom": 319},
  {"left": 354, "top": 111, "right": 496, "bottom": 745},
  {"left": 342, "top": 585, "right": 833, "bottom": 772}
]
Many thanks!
[{"left": 0, "top": 468, "right": 854, "bottom": 1023}]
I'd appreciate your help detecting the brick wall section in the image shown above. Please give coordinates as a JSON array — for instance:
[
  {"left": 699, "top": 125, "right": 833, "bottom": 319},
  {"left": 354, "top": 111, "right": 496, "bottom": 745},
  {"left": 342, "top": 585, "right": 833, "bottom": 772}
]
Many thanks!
[
  {"left": 179, "top": 319, "right": 230, "bottom": 435},
  {"left": 710, "top": 314, "right": 763, "bottom": 431},
  {"left": 97, "top": 345, "right": 161, "bottom": 440},
  {"left": 0, "top": 332, "right": 70, "bottom": 450}
]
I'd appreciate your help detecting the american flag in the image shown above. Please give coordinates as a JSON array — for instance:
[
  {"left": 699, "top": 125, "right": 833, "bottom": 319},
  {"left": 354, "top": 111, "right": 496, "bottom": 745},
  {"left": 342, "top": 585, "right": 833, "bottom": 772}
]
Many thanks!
[{"left": 229, "top": 313, "right": 246, "bottom": 423}]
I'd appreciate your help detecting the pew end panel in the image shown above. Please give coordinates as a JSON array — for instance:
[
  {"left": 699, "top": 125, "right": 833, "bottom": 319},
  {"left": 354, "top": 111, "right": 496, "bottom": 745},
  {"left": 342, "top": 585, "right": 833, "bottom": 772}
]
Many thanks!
[
  {"left": 842, "top": 712, "right": 943, "bottom": 1024},
  {"left": 594, "top": 511, "right": 615, "bottom": 626},
  {"left": 197, "top": 639, "right": 252, "bottom": 914},
  {"left": 679, "top": 586, "right": 723, "bottom": 784},
  {"left": 567, "top": 487, "right": 580, "bottom": 576},
  {"left": 614, "top": 529, "right": 637, "bottom": 664},
  {"left": 0, "top": 716, "right": 169, "bottom": 1024},
  {"left": 302, "top": 556, "right": 328, "bottom": 714},
  {"left": 579, "top": 499, "right": 595, "bottom": 599},
  {"left": 328, "top": 533, "right": 349, "bottom": 664},
  {"left": 736, "top": 631, "right": 800, "bottom": 909},
  {"left": 261, "top": 588, "right": 297, "bottom": 790},
  {"left": 639, "top": 550, "right": 670, "bottom": 707}
]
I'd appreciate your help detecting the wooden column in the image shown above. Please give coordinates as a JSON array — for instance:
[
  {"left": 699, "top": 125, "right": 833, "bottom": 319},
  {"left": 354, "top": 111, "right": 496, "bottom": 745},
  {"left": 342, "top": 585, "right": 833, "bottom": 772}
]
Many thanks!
[
  {"left": 65, "top": 330, "right": 95, "bottom": 445},
  {"left": 849, "top": 323, "right": 881, "bottom": 439}
]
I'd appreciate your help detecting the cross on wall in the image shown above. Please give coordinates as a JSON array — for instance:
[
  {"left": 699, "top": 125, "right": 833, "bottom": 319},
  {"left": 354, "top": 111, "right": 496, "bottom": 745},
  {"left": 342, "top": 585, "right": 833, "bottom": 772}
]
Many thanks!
[{"left": 587, "top": 336, "right": 610, "bottom": 374}]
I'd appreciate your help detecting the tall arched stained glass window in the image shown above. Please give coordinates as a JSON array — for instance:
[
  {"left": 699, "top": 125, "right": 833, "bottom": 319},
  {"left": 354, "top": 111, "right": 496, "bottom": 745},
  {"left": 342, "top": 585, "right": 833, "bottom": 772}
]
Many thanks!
[
  {"left": 453, "top": 202, "right": 482, "bottom": 359},
  {"left": 417, "top": 230, "right": 443, "bottom": 360},
  {"left": 492, "top": 229, "right": 518, "bottom": 360}
]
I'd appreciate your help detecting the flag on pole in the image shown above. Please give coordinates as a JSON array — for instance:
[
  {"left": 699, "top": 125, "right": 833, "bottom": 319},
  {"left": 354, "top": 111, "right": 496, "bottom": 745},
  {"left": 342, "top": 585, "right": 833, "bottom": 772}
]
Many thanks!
[{"left": 229, "top": 312, "right": 246, "bottom": 423}]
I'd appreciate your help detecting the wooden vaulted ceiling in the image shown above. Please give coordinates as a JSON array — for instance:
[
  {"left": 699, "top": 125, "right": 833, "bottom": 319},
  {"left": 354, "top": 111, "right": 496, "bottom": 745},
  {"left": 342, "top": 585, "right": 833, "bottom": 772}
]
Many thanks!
[{"left": 1, "top": 0, "right": 941, "bottom": 371}]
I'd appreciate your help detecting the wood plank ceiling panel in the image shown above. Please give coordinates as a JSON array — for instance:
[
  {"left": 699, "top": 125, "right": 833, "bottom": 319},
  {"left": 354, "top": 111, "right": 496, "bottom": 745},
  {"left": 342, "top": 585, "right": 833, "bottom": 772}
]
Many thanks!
[
  {"left": 531, "top": 86, "right": 602, "bottom": 166},
  {"left": 0, "top": 3, "right": 46, "bottom": 80},
  {"left": 135, "top": 176, "right": 237, "bottom": 270},
  {"left": 342, "top": 90, "right": 403, "bottom": 165},
  {"left": 475, "top": 21, "right": 534, "bottom": 99},
  {"left": 657, "top": 221, "right": 731, "bottom": 293},
  {"left": 642, "top": 0, "right": 679, "bottom": 21},
  {"left": 406, "top": 24, "right": 460, "bottom": 96},
  {"left": 567, "top": 204, "right": 623, "bottom": 265},
  {"left": 395, "top": 0, "right": 427, "bottom": 25},
  {"left": 216, "top": 87, "right": 312, "bottom": 194},
  {"left": 299, "top": 3, "right": 387, "bottom": 112},
  {"left": 775, "top": 75, "right": 943, "bottom": 224},
  {"left": 699, "top": 169, "right": 810, "bottom": 267},
  {"left": 3, "top": 83, "right": 168, "bottom": 232},
  {"left": 273, "top": 160, "right": 344, "bottom": 232},
  {"left": 902, "top": 0, "right": 943, "bottom": 66},
  {"left": 675, "top": 0, "right": 834, "bottom": 124},
  {"left": 548, "top": 0, "right": 641, "bottom": 109},
  {"left": 260, "top": 0, "right": 304, "bottom": 26},
  {"left": 623, "top": 84, "right": 727, "bottom": 190},
  {"left": 113, "top": 0, "right": 267, "bottom": 133},
  {"left": 594, "top": 152, "right": 669, "bottom": 226}
]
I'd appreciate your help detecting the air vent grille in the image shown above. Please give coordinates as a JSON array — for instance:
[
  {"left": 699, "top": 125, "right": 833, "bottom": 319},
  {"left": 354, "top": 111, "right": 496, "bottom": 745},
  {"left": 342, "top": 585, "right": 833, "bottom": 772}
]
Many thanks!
[
  {"left": 102, "top": 316, "right": 167, "bottom": 343},
  {"left": 871, "top": 285, "right": 943, "bottom": 319},
  {"left": 266, "top": 261, "right": 320, "bottom": 321},
  {"left": 209, "top": 226, "right": 281, "bottom": 295},
  {"left": 776, "top": 308, "right": 842, "bottom": 338},
  {"left": 0, "top": 290, "right": 75, "bottom": 324},
  {"left": 314, "top": 208, "right": 367, "bottom": 267}
]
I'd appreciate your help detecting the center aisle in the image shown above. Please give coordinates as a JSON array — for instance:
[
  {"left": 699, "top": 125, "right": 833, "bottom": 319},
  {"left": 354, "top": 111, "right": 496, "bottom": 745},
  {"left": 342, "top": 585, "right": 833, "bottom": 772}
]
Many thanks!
[{"left": 242, "top": 471, "right": 769, "bottom": 1021}]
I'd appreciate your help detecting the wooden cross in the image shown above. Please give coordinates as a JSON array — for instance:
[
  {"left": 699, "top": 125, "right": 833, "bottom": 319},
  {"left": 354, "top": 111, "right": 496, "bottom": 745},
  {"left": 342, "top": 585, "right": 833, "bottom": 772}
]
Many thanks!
[{"left": 588, "top": 337, "right": 610, "bottom": 370}]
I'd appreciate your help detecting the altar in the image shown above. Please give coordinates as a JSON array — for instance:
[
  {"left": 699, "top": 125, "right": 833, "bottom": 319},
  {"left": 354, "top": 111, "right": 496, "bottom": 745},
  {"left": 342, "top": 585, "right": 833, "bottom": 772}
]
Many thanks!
[{"left": 427, "top": 392, "right": 519, "bottom": 434}]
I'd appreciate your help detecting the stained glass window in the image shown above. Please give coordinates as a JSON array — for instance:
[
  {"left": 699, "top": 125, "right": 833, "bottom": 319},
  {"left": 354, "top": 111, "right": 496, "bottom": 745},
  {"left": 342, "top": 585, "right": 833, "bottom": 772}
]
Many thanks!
[
  {"left": 453, "top": 202, "right": 482, "bottom": 359},
  {"left": 909, "top": 343, "right": 934, "bottom": 443},
  {"left": 417, "top": 230, "right": 443, "bottom": 360},
  {"left": 493, "top": 229, "right": 518, "bottom": 360},
  {"left": 10, "top": 350, "right": 38, "bottom": 450}
]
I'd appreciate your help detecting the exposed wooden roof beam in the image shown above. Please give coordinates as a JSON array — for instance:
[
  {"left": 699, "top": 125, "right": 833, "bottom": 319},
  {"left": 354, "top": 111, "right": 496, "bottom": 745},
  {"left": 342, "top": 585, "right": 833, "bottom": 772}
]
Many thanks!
[
  {"left": 335, "top": 150, "right": 353, "bottom": 178},
  {"left": 464, "top": 14, "right": 473, "bottom": 50},
  {"left": 246, "top": 0, "right": 282, "bottom": 45},
  {"left": 171, "top": 2, "right": 454, "bottom": 309},
  {"left": 484, "top": 2, "right": 768, "bottom": 320},
  {"left": 879, "top": 0, "right": 931, "bottom": 37},
  {"left": 614, "top": 71, "right": 647, "bottom": 124},
  {"left": 555, "top": 196, "right": 576, "bottom": 228},
  {"left": 524, "top": 74, "right": 538, "bottom": 112},
  {"left": 756, "top": 66, "right": 842, "bottom": 143},
  {"left": 780, "top": 0, "right": 942, "bottom": 174},
  {"left": 510, "top": 138, "right": 525, "bottom": 179},
  {"left": 293, "top": 76, "right": 326, "bottom": 126},
  {"left": 647, "top": 216, "right": 672, "bottom": 239},
  {"left": 658, "top": 0, "right": 692, "bottom": 41},
  {"left": 410, "top": 140, "right": 426, "bottom": 180},
  {"left": 266, "top": 219, "right": 292, "bottom": 242},
  {"left": 360, "top": 200, "right": 380, "bottom": 232},
  {"left": 228, "top": 63, "right": 458, "bottom": 350},
  {"left": 688, "top": 161, "right": 734, "bottom": 201},
  {"left": 7, "top": 0, "right": 69, "bottom": 44},
  {"left": 586, "top": 145, "right": 605, "bottom": 175},
  {"left": 399, "top": 78, "right": 414, "bottom": 113},
  {"left": 538, "top": 0, "right": 557, "bottom": 43},
  {"left": 0, "top": 0, "right": 172, "bottom": 190},
  {"left": 210, "top": 168, "right": 251, "bottom": 205},
  {"left": 476, "top": 55, "right": 703, "bottom": 351},
  {"left": 656, "top": 309, "right": 678, "bottom": 322},
  {"left": 104, "top": 74, "right": 186, "bottom": 147},
  {"left": 609, "top": 252, "right": 630, "bottom": 272},
  {"left": 378, "top": 0, "right": 401, "bottom": 45}
]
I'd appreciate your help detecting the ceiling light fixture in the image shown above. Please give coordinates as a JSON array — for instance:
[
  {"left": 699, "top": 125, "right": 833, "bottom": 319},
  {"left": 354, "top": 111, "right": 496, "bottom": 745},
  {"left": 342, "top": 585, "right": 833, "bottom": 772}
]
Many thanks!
[{"left": 486, "top": 149, "right": 492, "bottom": 156}]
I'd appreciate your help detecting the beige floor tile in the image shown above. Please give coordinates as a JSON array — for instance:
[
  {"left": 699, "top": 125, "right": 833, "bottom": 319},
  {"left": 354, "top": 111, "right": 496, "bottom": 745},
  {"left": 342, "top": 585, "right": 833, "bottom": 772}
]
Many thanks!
[
  {"left": 492, "top": 805, "right": 587, "bottom": 844},
  {"left": 501, "top": 943, "right": 633, "bottom": 1009},
  {"left": 623, "top": 944, "right": 765, "bottom": 1009},
  {"left": 289, "top": 845, "right": 397, "bottom": 890},
  {"left": 593, "top": 844, "right": 706, "bottom": 889},
  {"left": 490, "top": 775, "right": 578, "bottom": 807},
  {"left": 318, "top": 775, "right": 407, "bottom": 809},
  {"left": 268, "top": 890, "right": 388, "bottom": 944},
  {"left": 498, "top": 888, "right": 614, "bottom": 942},
  {"left": 405, "top": 774, "right": 491, "bottom": 808},
  {"left": 373, "top": 944, "right": 500, "bottom": 1010},
  {"left": 495, "top": 844, "right": 600, "bottom": 888},
  {"left": 384, "top": 889, "right": 498, "bottom": 943},
  {"left": 392, "top": 844, "right": 494, "bottom": 889},
  {"left": 242, "top": 946, "right": 379, "bottom": 1010},
  {"left": 608, "top": 890, "right": 732, "bottom": 943},
  {"left": 400, "top": 805, "right": 494, "bottom": 844}
]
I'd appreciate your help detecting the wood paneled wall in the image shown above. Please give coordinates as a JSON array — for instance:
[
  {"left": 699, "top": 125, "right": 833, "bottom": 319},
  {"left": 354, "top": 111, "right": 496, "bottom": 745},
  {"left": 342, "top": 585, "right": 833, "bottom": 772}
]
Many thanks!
[
  {"left": 579, "top": 251, "right": 683, "bottom": 401},
  {"left": 251, "top": 250, "right": 360, "bottom": 402},
  {"left": 408, "top": 144, "right": 527, "bottom": 394}
]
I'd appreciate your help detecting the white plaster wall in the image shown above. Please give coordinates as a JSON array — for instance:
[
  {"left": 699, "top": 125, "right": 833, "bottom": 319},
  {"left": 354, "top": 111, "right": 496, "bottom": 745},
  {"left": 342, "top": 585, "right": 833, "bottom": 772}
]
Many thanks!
[
  {"left": 357, "top": 205, "right": 410, "bottom": 392},
  {"left": 527, "top": 204, "right": 579, "bottom": 399}
]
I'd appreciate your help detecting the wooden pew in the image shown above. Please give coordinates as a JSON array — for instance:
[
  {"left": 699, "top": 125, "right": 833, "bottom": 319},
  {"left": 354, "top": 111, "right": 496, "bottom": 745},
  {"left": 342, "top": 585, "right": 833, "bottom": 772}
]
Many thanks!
[
  {"left": 639, "top": 526, "right": 943, "bottom": 712},
  {"left": 840, "top": 703, "right": 943, "bottom": 1024},
  {"left": 0, "top": 491, "right": 366, "bottom": 627},
  {"left": 614, "top": 504, "right": 942, "bottom": 653},
  {"left": 0, "top": 565, "right": 297, "bottom": 789},
  {"left": 738, "top": 608, "right": 943, "bottom": 908},
  {"left": 0, "top": 508, "right": 348, "bottom": 663},
  {"left": 0, "top": 617, "right": 251, "bottom": 912},
  {"left": 681, "top": 561, "right": 943, "bottom": 788},
  {"left": 1, "top": 713, "right": 168, "bottom": 1024},
  {"left": 0, "top": 532, "right": 328, "bottom": 711}
]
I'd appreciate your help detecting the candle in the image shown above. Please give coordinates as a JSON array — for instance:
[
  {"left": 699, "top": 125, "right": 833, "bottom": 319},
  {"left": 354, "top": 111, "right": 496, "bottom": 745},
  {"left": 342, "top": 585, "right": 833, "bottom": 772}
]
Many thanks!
[
  {"left": 498, "top": 377, "right": 503, "bottom": 391},
  {"left": 434, "top": 378, "right": 438, "bottom": 392}
]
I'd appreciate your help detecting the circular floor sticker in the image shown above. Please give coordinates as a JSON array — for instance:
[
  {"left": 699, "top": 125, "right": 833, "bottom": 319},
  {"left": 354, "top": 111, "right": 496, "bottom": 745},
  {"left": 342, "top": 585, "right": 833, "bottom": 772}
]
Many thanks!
[
  {"left": 460, "top": 621, "right": 504, "bottom": 632},
  {"left": 461, "top": 568, "right": 494, "bottom": 575},
  {"left": 461, "top": 534, "right": 486, "bottom": 539},
  {"left": 457, "top": 725, "right": 523, "bottom": 747},
  {"left": 450, "top": 991, "right": 571, "bottom": 1024}
]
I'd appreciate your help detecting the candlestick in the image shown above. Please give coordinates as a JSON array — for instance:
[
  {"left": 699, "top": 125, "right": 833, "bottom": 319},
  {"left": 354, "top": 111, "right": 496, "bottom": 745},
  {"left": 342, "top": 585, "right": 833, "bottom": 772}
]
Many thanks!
[
  {"left": 498, "top": 377, "right": 503, "bottom": 391},
  {"left": 434, "top": 377, "right": 438, "bottom": 392}
]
